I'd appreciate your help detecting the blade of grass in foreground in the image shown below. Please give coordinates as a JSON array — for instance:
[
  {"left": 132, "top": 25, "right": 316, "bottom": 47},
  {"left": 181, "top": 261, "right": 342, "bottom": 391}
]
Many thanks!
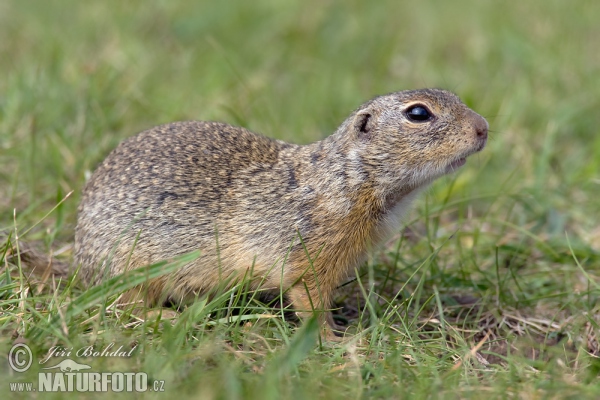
[
  {"left": 26, "top": 250, "right": 200, "bottom": 341},
  {"left": 266, "top": 316, "right": 319, "bottom": 385}
]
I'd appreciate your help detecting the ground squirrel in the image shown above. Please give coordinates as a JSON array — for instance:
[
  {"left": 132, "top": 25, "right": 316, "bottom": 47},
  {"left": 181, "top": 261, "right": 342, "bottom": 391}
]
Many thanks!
[{"left": 73, "top": 88, "right": 488, "bottom": 338}]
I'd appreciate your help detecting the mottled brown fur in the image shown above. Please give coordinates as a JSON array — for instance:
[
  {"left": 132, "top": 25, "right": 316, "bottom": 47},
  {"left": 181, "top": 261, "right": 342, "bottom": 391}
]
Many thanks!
[{"left": 74, "top": 89, "right": 488, "bottom": 338}]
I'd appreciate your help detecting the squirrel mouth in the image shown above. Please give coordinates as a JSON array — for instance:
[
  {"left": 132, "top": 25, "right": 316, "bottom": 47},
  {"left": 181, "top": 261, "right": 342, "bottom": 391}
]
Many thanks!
[{"left": 446, "top": 157, "right": 466, "bottom": 173}]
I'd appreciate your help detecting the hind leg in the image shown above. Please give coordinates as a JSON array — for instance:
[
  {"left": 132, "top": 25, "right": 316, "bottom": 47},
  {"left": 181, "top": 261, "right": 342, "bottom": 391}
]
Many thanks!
[{"left": 114, "top": 276, "right": 169, "bottom": 315}]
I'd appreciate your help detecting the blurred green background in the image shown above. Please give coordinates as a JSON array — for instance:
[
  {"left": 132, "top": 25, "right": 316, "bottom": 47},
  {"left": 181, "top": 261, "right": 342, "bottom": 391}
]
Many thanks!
[{"left": 2, "top": 1, "right": 600, "bottom": 398}]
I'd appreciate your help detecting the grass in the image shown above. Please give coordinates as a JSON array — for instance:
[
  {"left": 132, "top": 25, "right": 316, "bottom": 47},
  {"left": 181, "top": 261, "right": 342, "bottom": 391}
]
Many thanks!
[{"left": 1, "top": 0, "right": 600, "bottom": 398}]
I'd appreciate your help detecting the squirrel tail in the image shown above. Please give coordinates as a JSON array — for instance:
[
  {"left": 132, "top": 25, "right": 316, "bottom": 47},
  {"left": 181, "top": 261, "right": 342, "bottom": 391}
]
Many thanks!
[{"left": 2, "top": 234, "right": 70, "bottom": 279}]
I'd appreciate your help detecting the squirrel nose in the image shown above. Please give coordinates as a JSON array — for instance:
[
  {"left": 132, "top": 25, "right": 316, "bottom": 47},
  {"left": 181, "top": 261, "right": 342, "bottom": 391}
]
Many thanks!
[{"left": 474, "top": 115, "right": 488, "bottom": 140}]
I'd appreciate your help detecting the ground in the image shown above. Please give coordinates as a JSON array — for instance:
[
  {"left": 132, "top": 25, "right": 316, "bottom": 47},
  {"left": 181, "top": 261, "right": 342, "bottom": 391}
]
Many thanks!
[{"left": 1, "top": 1, "right": 600, "bottom": 398}]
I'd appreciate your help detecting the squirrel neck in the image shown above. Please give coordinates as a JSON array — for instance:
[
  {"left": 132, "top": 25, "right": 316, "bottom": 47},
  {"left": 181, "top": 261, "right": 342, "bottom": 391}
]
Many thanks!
[
  {"left": 278, "top": 130, "right": 422, "bottom": 263},
  {"left": 292, "top": 128, "right": 417, "bottom": 219}
]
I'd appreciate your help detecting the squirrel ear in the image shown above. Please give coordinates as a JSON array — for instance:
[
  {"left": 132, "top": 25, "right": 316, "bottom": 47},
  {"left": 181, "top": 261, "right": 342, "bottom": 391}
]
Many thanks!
[{"left": 354, "top": 110, "right": 375, "bottom": 140}]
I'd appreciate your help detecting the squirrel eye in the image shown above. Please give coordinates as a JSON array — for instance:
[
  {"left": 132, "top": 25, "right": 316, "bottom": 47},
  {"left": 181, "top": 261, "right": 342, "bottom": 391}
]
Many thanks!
[{"left": 406, "top": 105, "right": 431, "bottom": 122}]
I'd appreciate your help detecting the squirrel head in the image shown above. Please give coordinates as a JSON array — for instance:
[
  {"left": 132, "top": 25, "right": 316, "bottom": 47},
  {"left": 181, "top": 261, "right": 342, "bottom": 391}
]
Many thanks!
[{"left": 343, "top": 88, "right": 488, "bottom": 198}]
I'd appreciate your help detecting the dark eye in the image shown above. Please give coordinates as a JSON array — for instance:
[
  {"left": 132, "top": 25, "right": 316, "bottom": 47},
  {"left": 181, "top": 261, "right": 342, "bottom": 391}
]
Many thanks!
[{"left": 406, "top": 105, "right": 432, "bottom": 122}]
